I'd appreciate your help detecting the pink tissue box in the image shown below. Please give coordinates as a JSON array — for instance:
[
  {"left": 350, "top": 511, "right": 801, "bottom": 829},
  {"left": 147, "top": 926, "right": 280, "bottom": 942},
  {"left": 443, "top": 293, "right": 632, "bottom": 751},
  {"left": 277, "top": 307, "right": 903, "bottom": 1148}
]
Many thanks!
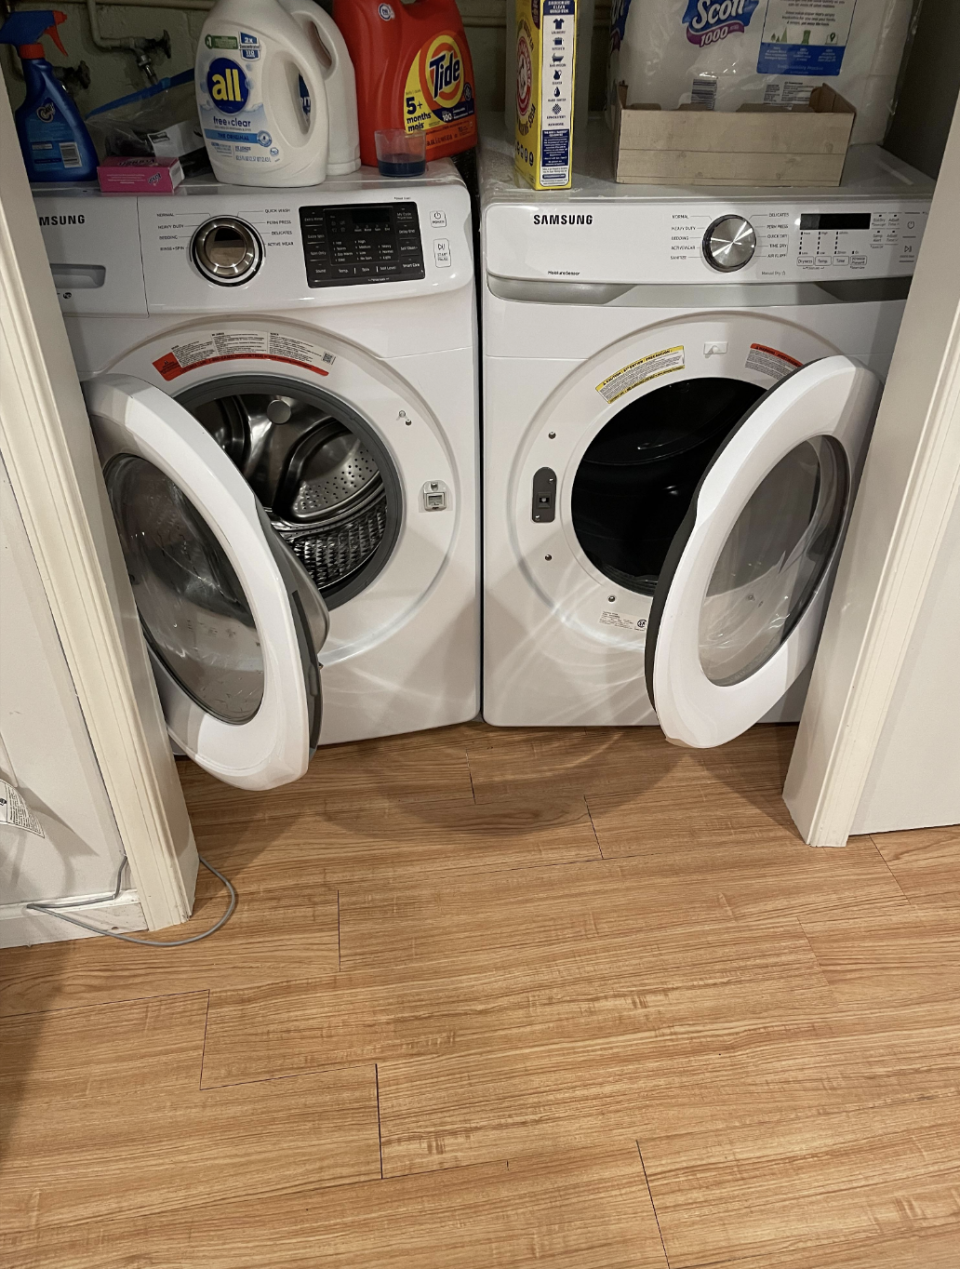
[{"left": 98, "top": 156, "right": 184, "bottom": 194}]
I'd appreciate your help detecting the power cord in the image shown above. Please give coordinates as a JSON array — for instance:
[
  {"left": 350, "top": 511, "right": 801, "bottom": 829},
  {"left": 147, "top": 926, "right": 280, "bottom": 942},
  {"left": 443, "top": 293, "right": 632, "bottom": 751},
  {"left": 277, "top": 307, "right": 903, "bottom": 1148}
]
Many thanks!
[{"left": 25, "top": 855, "right": 237, "bottom": 946}]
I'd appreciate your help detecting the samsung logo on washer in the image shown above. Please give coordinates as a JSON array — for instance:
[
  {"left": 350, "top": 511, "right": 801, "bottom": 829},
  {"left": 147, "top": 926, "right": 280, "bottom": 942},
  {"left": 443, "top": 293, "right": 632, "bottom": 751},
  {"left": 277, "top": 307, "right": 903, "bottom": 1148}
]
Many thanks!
[
  {"left": 38, "top": 214, "right": 85, "bottom": 226},
  {"left": 532, "top": 214, "right": 594, "bottom": 226}
]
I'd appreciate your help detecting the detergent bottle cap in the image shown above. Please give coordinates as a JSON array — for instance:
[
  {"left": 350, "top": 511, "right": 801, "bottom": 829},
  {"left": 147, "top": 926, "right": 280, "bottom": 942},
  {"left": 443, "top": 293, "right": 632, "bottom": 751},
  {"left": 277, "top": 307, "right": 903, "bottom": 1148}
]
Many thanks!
[{"left": 0, "top": 9, "right": 69, "bottom": 60}]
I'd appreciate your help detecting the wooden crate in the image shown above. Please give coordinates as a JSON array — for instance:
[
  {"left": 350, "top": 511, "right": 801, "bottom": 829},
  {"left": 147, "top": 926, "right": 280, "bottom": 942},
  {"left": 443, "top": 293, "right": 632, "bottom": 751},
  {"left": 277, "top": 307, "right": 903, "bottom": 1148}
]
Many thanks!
[{"left": 612, "top": 83, "right": 856, "bottom": 187}]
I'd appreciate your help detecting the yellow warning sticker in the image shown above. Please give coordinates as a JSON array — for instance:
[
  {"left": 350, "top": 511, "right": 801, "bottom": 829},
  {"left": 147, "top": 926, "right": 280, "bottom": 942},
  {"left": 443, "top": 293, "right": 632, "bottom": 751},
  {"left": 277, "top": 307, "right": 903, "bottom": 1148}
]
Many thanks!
[{"left": 595, "top": 346, "right": 685, "bottom": 404}]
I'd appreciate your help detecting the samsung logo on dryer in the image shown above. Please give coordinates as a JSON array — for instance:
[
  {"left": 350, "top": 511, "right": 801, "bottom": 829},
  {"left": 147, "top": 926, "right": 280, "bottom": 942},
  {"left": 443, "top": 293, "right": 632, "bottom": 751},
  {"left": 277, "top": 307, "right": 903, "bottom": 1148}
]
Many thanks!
[
  {"left": 38, "top": 214, "right": 86, "bottom": 226},
  {"left": 532, "top": 214, "right": 593, "bottom": 226}
]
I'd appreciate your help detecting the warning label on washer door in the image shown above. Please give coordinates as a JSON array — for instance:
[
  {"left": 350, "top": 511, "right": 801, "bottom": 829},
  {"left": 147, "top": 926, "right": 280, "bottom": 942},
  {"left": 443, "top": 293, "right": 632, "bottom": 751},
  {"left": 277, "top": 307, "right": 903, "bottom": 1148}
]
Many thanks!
[
  {"left": 746, "top": 343, "right": 803, "bottom": 381},
  {"left": 152, "top": 330, "right": 336, "bottom": 381},
  {"left": 596, "top": 347, "right": 685, "bottom": 404}
]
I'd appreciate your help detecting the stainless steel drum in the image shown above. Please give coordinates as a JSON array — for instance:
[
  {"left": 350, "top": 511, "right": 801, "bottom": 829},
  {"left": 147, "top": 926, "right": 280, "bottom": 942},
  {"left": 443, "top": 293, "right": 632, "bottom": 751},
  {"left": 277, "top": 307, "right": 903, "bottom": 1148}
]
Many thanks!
[{"left": 190, "top": 392, "right": 389, "bottom": 594}]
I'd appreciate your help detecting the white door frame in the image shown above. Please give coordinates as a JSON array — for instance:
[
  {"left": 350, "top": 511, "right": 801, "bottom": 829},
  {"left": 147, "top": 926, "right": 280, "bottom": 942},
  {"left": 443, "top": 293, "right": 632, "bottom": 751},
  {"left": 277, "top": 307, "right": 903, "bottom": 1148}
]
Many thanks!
[
  {"left": 0, "top": 92, "right": 196, "bottom": 927},
  {"left": 784, "top": 95, "right": 960, "bottom": 847}
]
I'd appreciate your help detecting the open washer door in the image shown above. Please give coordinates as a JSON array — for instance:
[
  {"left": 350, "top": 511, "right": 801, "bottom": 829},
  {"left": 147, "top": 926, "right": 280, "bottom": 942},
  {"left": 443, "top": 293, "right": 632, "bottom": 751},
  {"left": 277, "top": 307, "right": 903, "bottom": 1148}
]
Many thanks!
[
  {"left": 645, "top": 356, "right": 881, "bottom": 749},
  {"left": 85, "top": 375, "right": 329, "bottom": 790}
]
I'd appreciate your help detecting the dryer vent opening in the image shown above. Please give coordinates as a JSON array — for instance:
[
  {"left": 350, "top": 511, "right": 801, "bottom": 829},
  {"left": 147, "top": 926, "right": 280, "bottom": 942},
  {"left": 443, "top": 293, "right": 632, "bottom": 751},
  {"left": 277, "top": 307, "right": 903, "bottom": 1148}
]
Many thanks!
[
  {"left": 177, "top": 378, "right": 402, "bottom": 609},
  {"left": 572, "top": 378, "right": 765, "bottom": 596}
]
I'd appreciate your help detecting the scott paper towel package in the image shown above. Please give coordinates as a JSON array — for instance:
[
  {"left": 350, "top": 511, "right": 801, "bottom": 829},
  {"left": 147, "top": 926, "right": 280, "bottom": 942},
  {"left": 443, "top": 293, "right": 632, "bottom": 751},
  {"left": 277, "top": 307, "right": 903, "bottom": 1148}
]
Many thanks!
[{"left": 608, "top": 0, "right": 915, "bottom": 144}]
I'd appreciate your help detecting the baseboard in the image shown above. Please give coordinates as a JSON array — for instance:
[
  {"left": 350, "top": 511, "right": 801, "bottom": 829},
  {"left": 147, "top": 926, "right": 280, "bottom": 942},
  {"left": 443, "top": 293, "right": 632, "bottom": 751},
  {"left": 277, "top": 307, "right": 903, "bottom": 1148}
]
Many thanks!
[{"left": 0, "top": 889, "right": 146, "bottom": 948}]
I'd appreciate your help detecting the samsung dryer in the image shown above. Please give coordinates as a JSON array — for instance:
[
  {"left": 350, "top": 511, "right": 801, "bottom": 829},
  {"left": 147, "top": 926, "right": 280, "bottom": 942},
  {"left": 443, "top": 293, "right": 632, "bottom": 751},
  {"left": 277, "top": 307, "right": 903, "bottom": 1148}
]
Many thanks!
[
  {"left": 35, "top": 165, "right": 479, "bottom": 789},
  {"left": 480, "top": 125, "right": 934, "bottom": 747}
]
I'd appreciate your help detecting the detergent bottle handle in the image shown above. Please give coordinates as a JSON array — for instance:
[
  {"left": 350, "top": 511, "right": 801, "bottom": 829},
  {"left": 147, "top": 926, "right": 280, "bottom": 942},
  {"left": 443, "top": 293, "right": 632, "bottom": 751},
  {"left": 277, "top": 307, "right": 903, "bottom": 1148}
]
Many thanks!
[
  {"left": 269, "top": 27, "right": 330, "bottom": 175},
  {"left": 280, "top": 1, "right": 359, "bottom": 174}
]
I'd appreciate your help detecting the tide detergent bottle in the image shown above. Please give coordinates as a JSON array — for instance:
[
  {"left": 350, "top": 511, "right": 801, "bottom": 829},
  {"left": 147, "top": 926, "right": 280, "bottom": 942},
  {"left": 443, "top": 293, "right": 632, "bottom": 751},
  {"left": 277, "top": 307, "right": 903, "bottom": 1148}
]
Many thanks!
[
  {"left": 196, "top": 0, "right": 330, "bottom": 187},
  {"left": 333, "top": 0, "right": 478, "bottom": 168},
  {"left": 0, "top": 10, "right": 98, "bottom": 182}
]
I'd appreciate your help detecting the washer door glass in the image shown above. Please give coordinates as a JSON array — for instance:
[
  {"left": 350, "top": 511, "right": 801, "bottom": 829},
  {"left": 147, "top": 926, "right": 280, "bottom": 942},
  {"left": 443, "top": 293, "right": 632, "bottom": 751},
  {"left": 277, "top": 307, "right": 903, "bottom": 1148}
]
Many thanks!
[
  {"left": 106, "top": 454, "right": 264, "bottom": 723},
  {"left": 699, "top": 435, "right": 848, "bottom": 686}
]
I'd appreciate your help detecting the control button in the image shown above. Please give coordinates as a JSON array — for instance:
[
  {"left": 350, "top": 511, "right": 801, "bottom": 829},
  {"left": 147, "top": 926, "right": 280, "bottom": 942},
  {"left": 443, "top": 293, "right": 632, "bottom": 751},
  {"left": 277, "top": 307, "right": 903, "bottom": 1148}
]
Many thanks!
[
  {"left": 191, "top": 217, "right": 263, "bottom": 286},
  {"left": 430, "top": 210, "right": 447, "bottom": 228},
  {"left": 851, "top": 255, "right": 867, "bottom": 267},
  {"left": 702, "top": 215, "right": 757, "bottom": 272},
  {"left": 816, "top": 256, "right": 831, "bottom": 265},
  {"left": 834, "top": 255, "right": 849, "bottom": 265},
  {"left": 798, "top": 255, "right": 815, "bottom": 265},
  {"left": 433, "top": 238, "right": 451, "bottom": 268}
]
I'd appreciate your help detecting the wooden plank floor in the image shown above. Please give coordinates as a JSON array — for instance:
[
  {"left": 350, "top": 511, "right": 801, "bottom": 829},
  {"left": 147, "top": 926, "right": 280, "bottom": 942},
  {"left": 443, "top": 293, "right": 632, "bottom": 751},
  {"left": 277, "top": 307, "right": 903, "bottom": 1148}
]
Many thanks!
[{"left": 1, "top": 721, "right": 958, "bottom": 1268}]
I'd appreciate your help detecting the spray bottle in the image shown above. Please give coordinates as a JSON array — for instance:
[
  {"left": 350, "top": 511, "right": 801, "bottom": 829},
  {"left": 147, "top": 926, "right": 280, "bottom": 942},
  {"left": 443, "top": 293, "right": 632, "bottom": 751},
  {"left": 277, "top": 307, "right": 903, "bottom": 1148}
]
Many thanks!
[{"left": 0, "top": 10, "right": 98, "bottom": 182}]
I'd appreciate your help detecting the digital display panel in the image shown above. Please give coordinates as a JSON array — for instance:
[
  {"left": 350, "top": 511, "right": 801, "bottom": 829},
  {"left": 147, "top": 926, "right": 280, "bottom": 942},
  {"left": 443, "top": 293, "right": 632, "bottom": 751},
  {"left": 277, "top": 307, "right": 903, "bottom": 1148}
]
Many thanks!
[
  {"left": 299, "top": 202, "right": 425, "bottom": 287},
  {"left": 799, "top": 213, "right": 872, "bottom": 231}
]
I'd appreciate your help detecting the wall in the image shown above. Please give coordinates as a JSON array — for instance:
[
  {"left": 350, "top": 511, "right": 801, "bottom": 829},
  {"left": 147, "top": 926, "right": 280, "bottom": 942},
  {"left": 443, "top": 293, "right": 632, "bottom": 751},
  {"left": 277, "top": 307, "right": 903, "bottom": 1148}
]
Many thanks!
[
  {"left": 885, "top": 0, "right": 960, "bottom": 178},
  {"left": 851, "top": 491, "right": 960, "bottom": 834},
  {"left": 0, "top": 457, "right": 130, "bottom": 907},
  {"left": 0, "top": 1, "right": 610, "bottom": 122}
]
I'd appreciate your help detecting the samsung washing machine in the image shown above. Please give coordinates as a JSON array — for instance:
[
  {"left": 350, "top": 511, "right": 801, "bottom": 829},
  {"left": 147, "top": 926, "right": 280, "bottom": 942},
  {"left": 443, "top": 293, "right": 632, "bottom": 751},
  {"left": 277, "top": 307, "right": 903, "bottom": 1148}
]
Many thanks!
[
  {"left": 480, "top": 124, "right": 935, "bottom": 748},
  {"left": 35, "top": 164, "right": 478, "bottom": 790}
]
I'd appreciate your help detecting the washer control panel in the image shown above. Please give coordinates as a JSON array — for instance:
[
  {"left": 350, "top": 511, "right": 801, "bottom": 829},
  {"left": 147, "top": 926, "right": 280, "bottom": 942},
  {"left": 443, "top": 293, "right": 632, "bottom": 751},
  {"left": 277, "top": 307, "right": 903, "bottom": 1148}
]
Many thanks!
[{"left": 300, "top": 202, "right": 425, "bottom": 287}]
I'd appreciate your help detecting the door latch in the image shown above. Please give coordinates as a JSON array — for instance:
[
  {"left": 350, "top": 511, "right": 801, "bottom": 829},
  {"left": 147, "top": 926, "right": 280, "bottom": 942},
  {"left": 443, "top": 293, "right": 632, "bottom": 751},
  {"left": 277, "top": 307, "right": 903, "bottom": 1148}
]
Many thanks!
[{"left": 532, "top": 468, "right": 557, "bottom": 522}]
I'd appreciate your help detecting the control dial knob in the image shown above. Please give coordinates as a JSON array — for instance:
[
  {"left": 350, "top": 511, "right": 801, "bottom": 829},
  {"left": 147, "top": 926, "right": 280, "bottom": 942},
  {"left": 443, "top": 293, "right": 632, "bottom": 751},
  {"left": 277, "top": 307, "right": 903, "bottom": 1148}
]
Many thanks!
[
  {"left": 702, "top": 215, "right": 757, "bottom": 272},
  {"left": 191, "top": 217, "right": 263, "bottom": 286}
]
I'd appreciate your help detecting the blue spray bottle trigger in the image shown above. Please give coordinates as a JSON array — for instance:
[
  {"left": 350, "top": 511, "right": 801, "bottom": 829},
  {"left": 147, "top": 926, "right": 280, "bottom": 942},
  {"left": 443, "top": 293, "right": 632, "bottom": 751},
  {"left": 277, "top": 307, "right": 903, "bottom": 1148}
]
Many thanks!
[{"left": 0, "top": 9, "right": 69, "bottom": 56}]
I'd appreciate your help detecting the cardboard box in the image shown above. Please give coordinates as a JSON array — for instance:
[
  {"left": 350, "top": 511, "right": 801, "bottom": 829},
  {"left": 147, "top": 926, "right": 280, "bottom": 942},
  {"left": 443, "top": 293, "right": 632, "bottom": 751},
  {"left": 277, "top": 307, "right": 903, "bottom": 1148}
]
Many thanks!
[
  {"left": 612, "top": 83, "right": 855, "bottom": 187},
  {"left": 515, "top": 0, "right": 577, "bottom": 190},
  {"left": 98, "top": 156, "right": 184, "bottom": 194}
]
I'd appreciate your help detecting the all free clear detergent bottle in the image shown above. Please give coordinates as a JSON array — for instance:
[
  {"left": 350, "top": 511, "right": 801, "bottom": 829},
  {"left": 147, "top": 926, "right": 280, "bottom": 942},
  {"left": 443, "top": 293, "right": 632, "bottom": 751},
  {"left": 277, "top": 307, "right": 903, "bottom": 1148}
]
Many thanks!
[
  {"left": 333, "top": 0, "right": 478, "bottom": 168},
  {"left": 196, "top": 0, "right": 330, "bottom": 187}
]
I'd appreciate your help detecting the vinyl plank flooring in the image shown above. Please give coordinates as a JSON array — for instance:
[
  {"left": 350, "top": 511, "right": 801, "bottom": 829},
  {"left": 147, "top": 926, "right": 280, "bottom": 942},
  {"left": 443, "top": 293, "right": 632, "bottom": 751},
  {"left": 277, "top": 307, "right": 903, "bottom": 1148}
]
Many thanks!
[
  {"left": 179, "top": 722, "right": 477, "bottom": 826},
  {"left": 377, "top": 1001, "right": 960, "bottom": 1176},
  {"left": 0, "top": 886, "right": 338, "bottom": 1017},
  {"left": 802, "top": 906, "right": 960, "bottom": 1002},
  {"left": 337, "top": 846, "right": 906, "bottom": 978},
  {"left": 871, "top": 824, "right": 960, "bottom": 913},
  {"left": 710, "top": 1224, "right": 960, "bottom": 1269},
  {"left": 640, "top": 1093, "right": 960, "bottom": 1267},
  {"left": 0, "top": 1064, "right": 380, "bottom": 1236},
  {"left": 200, "top": 913, "right": 829, "bottom": 1087},
  {"left": 0, "top": 992, "right": 207, "bottom": 1105},
  {"left": 2, "top": 1145, "right": 668, "bottom": 1269},
  {"left": 188, "top": 794, "right": 601, "bottom": 898},
  {"left": 464, "top": 724, "right": 707, "bottom": 806}
]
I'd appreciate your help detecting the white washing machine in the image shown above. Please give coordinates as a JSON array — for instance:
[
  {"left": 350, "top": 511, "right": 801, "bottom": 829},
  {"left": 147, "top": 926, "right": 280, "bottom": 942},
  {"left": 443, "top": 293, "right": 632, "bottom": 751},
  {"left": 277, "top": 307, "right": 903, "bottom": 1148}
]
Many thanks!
[
  {"left": 35, "top": 164, "right": 478, "bottom": 789},
  {"left": 480, "top": 125, "right": 935, "bottom": 748}
]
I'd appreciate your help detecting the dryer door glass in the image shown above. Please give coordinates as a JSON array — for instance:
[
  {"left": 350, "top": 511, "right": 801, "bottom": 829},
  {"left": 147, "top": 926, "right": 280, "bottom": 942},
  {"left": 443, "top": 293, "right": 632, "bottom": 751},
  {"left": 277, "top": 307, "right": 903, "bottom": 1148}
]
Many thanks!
[
  {"left": 699, "top": 435, "right": 847, "bottom": 686},
  {"left": 106, "top": 453, "right": 264, "bottom": 723},
  {"left": 644, "top": 357, "right": 880, "bottom": 749}
]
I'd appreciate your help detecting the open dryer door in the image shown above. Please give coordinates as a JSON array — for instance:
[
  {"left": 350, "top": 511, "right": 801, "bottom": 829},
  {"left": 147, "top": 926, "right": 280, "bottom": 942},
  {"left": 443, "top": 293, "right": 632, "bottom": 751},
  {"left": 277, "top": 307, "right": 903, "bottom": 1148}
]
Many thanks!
[
  {"left": 645, "top": 356, "right": 881, "bottom": 749},
  {"left": 85, "top": 375, "right": 329, "bottom": 790}
]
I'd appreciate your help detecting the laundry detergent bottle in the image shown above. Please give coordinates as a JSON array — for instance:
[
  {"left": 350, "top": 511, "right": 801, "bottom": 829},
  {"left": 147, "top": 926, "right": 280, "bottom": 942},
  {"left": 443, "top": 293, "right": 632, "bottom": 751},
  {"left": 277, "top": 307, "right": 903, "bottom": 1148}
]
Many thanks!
[
  {"left": 333, "top": 0, "right": 478, "bottom": 168},
  {"left": 196, "top": 0, "right": 330, "bottom": 187},
  {"left": 279, "top": 0, "right": 360, "bottom": 175},
  {"left": 0, "top": 10, "right": 98, "bottom": 182}
]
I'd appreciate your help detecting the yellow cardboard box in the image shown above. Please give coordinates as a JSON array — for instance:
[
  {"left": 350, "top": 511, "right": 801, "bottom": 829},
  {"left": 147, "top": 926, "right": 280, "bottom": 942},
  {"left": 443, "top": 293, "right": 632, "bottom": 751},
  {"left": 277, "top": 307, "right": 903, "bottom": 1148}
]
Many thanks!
[{"left": 515, "top": 0, "right": 577, "bottom": 190}]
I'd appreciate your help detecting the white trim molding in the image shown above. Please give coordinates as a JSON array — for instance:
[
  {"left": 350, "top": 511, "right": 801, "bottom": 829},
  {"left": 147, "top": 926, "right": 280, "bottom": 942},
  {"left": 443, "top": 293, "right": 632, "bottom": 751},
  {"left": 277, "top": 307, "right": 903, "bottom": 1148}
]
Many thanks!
[
  {"left": 784, "top": 96, "right": 960, "bottom": 847},
  {"left": 0, "top": 892, "right": 146, "bottom": 949},
  {"left": 0, "top": 90, "right": 197, "bottom": 926}
]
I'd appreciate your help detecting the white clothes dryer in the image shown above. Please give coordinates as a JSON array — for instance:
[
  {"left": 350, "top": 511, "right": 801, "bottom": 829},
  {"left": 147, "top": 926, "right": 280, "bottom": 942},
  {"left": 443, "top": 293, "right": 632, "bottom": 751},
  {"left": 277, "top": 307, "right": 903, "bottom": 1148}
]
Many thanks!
[
  {"left": 35, "top": 164, "right": 478, "bottom": 789},
  {"left": 480, "top": 124, "right": 935, "bottom": 748}
]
